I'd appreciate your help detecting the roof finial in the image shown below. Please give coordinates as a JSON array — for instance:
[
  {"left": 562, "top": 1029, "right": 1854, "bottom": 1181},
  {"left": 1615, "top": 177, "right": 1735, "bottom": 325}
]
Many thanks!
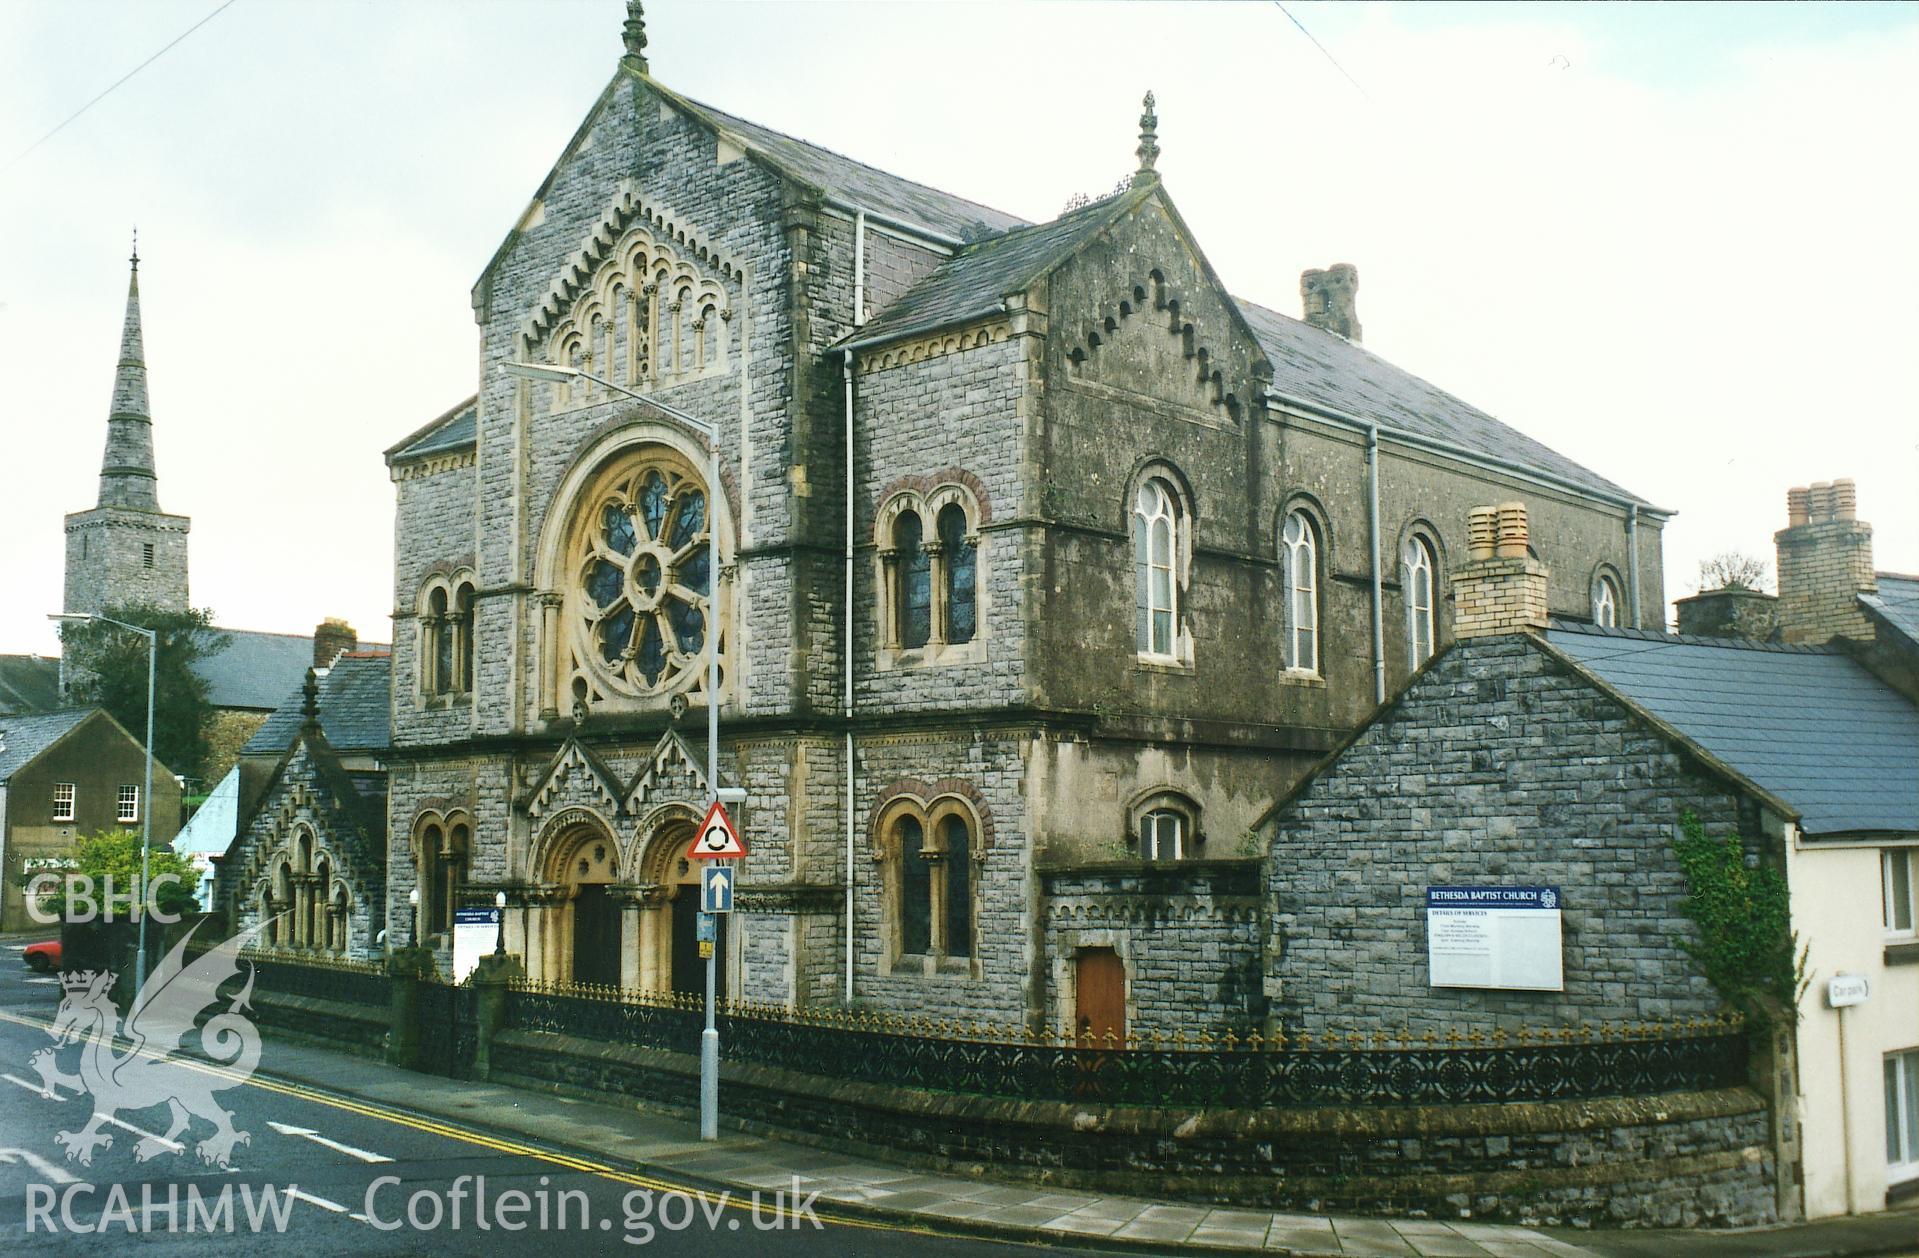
[
  {"left": 301, "top": 667, "right": 320, "bottom": 730},
  {"left": 129, "top": 226, "right": 138, "bottom": 273},
  {"left": 1133, "top": 91, "right": 1159, "bottom": 186},
  {"left": 622, "top": 0, "right": 648, "bottom": 72}
]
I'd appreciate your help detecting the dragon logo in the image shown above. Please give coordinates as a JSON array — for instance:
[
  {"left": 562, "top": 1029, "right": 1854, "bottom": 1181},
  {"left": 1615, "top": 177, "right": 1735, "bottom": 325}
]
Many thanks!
[{"left": 27, "top": 920, "right": 267, "bottom": 1167}]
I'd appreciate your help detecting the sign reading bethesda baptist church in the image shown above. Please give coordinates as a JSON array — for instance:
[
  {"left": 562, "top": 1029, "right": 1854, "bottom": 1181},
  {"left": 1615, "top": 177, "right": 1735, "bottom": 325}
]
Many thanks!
[{"left": 1425, "top": 886, "right": 1564, "bottom": 992}]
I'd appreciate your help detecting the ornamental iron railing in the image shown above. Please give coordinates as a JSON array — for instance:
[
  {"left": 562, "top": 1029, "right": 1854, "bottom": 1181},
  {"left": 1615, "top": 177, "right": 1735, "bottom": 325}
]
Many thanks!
[
  {"left": 233, "top": 947, "right": 391, "bottom": 1009},
  {"left": 503, "top": 978, "right": 1750, "bottom": 1109}
]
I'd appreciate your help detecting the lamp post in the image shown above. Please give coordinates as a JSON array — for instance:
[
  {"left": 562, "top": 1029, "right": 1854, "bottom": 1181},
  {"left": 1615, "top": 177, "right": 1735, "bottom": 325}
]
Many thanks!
[
  {"left": 51, "top": 612, "right": 157, "bottom": 995},
  {"left": 501, "top": 360, "right": 725, "bottom": 1141},
  {"left": 494, "top": 890, "right": 508, "bottom": 957},
  {"left": 408, "top": 886, "right": 420, "bottom": 949}
]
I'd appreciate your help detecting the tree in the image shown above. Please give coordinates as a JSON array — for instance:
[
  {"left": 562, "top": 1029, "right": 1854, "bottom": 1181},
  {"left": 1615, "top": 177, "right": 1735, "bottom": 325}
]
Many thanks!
[
  {"left": 19, "top": 828, "right": 201, "bottom": 923},
  {"left": 1697, "top": 551, "right": 1771, "bottom": 594},
  {"left": 60, "top": 603, "right": 229, "bottom": 782}
]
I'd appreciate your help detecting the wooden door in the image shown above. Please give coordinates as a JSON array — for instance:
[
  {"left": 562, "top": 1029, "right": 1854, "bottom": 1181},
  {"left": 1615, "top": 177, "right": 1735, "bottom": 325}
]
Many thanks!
[
  {"left": 570, "top": 885, "right": 619, "bottom": 987},
  {"left": 1075, "top": 947, "right": 1125, "bottom": 1045}
]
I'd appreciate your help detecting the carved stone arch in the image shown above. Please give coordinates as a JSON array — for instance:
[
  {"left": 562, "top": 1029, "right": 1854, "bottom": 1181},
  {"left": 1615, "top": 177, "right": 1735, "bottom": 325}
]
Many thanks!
[
  {"left": 868, "top": 776, "right": 996, "bottom": 856},
  {"left": 1395, "top": 516, "right": 1449, "bottom": 590},
  {"left": 531, "top": 805, "right": 623, "bottom": 886},
  {"left": 1123, "top": 456, "right": 1197, "bottom": 544},
  {"left": 923, "top": 479, "right": 984, "bottom": 532},
  {"left": 630, "top": 800, "right": 702, "bottom": 885},
  {"left": 874, "top": 486, "right": 925, "bottom": 545}
]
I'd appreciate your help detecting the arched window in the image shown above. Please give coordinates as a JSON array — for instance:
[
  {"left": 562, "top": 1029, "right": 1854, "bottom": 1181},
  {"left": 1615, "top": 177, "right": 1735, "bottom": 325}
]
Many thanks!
[
  {"left": 455, "top": 582, "right": 476, "bottom": 692},
  {"left": 894, "top": 512, "right": 931, "bottom": 650},
  {"left": 429, "top": 586, "right": 452, "bottom": 695},
  {"left": 884, "top": 800, "right": 979, "bottom": 965},
  {"left": 1133, "top": 478, "right": 1179, "bottom": 657},
  {"left": 1592, "top": 573, "right": 1620, "bottom": 627},
  {"left": 1142, "top": 809, "right": 1185, "bottom": 861},
  {"left": 938, "top": 504, "right": 976, "bottom": 646},
  {"left": 1281, "top": 510, "right": 1319, "bottom": 673},
  {"left": 417, "top": 822, "right": 443, "bottom": 939},
  {"left": 437, "top": 821, "right": 469, "bottom": 938},
  {"left": 897, "top": 815, "right": 932, "bottom": 956},
  {"left": 1404, "top": 536, "right": 1436, "bottom": 668}
]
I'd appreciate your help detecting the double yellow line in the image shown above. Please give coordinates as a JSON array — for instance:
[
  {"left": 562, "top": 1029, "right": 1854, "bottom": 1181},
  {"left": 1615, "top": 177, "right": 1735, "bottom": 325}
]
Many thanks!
[{"left": 0, "top": 1007, "right": 918, "bottom": 1237}]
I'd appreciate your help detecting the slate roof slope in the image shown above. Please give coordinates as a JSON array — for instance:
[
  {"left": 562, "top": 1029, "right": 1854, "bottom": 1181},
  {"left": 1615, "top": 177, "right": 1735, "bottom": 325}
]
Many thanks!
[
  {"left": 243, "top": 653, "right": 391, "bottom": 757},
  {"left": 192, "top": 629, "right": 318, "bottom": 711},
  {"left": 653, "top": 83, "right": 1027, "bottom": 244},
  {"left": 847, "top": 188, "right": 1147, "bottom": 347},
  {"left": 1546, "top": 622, "right": 1919, "bottom": 836},
  {"left": 0, "top": 709, "right": 94, "bottom": 781},
  {"left": 387, "top": 395, "right": 478, "bottom": 463},
  {"left": 1238, "top": 300, "right": 1639, "bottom": 503},
  {"left": 1862, "top": 573, "right": 1919, "bottom": 650},
  {"left": 0, "top": 655, "right": 61, "bottom": 716}
]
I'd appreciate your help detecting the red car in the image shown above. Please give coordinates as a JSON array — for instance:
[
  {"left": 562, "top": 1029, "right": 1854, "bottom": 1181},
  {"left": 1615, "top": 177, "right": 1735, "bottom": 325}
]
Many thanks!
[{"left": 23, "top": 940, "right": 61, "bottom": 972}]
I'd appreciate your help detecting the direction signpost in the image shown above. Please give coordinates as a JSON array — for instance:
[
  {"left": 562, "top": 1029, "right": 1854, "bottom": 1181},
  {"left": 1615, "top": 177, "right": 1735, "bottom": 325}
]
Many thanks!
[{"left": 685, "top": 800, "right": 746, "bottom": 1140}]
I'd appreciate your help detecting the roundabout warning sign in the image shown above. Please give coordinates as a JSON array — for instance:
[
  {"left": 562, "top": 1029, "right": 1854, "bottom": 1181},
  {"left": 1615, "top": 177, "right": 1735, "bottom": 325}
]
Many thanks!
[{"left": 687, "top": 800, "right": 746, "bottom": 860}]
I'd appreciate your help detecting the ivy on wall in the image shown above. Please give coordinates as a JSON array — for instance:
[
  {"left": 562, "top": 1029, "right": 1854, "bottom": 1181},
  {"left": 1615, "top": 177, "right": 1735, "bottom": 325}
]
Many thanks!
[{"left": 1671, "top": 811, "right": 1803, "bottom": 1028}]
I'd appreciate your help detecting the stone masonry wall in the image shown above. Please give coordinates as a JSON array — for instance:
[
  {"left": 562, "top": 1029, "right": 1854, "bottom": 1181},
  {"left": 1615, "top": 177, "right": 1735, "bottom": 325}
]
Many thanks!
[
  {"left": 1040, "top": 860, "right": 1264, "bottom": 1035},
  {"left": 1264, "top": 634, "right": 1746, "bottom": 1037}
]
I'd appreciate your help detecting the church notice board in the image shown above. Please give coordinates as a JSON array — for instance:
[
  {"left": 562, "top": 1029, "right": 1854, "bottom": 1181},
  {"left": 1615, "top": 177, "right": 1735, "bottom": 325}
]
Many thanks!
[
  {"left": 1425, "top": 886, "right": 1563, "bottom": 991},
  {"left": 452, "top": 907, "right": 500, "bottom": 984}
]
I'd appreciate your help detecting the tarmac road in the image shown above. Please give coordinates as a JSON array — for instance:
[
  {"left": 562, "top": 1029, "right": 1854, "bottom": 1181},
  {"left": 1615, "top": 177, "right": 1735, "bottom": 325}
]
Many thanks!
[{"left": 0, "top": 939, "right": 1065, "bottom": 1256}]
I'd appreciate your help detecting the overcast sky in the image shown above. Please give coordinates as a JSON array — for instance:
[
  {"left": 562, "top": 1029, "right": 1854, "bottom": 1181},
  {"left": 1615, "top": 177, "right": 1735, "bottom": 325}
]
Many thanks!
[{"left": 2, "top": 0, "right": 1913, "bottom": 656}]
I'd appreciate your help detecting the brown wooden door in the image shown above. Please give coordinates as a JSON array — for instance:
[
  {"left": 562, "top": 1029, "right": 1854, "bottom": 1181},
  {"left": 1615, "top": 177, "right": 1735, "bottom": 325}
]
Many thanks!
[
  {"left": 571, "top": 886, "right": 619, "bottom": 987},
  {"left": 1075, "top": 948, "right": 1125, "bottom": 1046}
]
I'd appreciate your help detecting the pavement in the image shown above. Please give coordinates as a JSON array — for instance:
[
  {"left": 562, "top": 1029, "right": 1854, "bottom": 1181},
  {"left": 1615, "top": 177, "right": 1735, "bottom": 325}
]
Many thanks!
[{"left": 1, "top": 938, "right": 1914, "bottom": 1257}]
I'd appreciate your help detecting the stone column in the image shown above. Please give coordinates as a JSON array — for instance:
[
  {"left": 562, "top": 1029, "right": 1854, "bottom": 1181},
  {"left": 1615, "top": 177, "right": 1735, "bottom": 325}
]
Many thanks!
[
  {"left": 925, "top": 542, "right": 948, "bottom": 646},
  {"left": 537, "top": 594, "right": 563, "bottom": 720},
  {"left": 617, "top": 885, "right": 643, "bottom": 991},
  {"left": 878, "top": 549, "right": 901, "bottom": 648},
  {"left": 636, "top": 885, "right": 666, "bottom": 991}
]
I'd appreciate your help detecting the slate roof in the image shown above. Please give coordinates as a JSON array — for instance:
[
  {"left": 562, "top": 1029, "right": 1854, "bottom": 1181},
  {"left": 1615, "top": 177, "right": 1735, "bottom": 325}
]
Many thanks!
[
  {"left": 0, "top": 709, "right": 95, "bottom": 781},
  {"left": 191, "top": 629, "right": 320, "bottom": 712},
  {"left": 242, "top": 653, "right": 391, "bottom": 756},
  {"left": 838, "top": 183, "right": 1641, "bottom": 505},
  {"left": 1545, "top": 622, "right": 1919, "bottom": 836},
  {"left": 1238, "top": 301, "right": 1640, "bottom": 502},
  {"left": 1862, "top": 572, "right": 1919, "bottom": 650},
  {"left": 655, "top": 84, "right": 1027, "bottom": 244},
  {"left": 848, "top": 188, "right": 1147, "bottom": 348},
  {"left": 387, "top": 395, "right": 478, "bottom": 463},
  {"left": 0, "top": 655, "right": 61, "bottom": 716}
]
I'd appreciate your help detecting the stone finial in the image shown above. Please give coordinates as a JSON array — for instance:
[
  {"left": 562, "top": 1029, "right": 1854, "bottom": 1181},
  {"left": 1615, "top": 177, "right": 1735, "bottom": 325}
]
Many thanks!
[
  {"left": 1133, "top": 91, "right": 1159, "bottom": 186},
  {"left": 301, "top": 667, "right": 320, "bottom": 730},
  {"left": 130, "top": 226, "right": 138, "bottom": 273},
  {"left": 622, "top": 0, "right": 648, "bottom": 70}
]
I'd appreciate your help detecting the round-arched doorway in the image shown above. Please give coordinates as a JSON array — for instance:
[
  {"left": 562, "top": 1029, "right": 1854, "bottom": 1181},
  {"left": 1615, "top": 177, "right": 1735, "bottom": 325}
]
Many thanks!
[{"left": 541, "top": 820, "right": 624, "bottom": 987}]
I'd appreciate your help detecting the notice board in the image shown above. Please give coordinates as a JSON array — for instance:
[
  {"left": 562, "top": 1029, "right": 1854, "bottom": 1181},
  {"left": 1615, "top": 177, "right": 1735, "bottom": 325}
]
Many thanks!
[
  {"left": 452, "top": 906, "right": 499, "bottom": 984},
  {"left": 1425, "top": 886, "right": 1563, "bottom": 991}
]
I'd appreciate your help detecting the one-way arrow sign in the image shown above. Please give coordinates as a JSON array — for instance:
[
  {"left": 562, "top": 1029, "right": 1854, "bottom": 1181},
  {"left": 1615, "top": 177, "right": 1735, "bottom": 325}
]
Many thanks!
[
  {"left": 686, "top": 800, "right": 747, "bottom": 859},
  {"left": 701, "top": 864, "right": 735, "bottom": 914}
]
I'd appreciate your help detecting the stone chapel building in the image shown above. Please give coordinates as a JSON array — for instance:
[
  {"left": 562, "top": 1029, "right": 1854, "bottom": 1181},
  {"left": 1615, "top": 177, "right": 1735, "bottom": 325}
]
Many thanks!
[{"left": 378, "top": 3, "right": 1664, "bottom": 1030}]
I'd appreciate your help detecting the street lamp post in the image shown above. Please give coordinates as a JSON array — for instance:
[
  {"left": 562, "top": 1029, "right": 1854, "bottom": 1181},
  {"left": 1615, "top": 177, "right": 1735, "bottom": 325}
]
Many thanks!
[
  {"left": 49, "top": 612, "right": 158, "bottom": 995},
  {"left": 501, "top": 360, "right": 725, "bottom": 1140}
]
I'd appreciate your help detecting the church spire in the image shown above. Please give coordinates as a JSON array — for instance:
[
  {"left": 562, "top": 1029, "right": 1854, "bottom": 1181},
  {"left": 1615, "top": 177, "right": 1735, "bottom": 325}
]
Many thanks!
[
  {"left": 622, "top": 0, "right": 648, "bottom": 73},
  {"left": 97, "top": 234, "right": 160, "bottom": 511},
  {"left": 1133, "top": 91, "right": 1160, "bottom": 187}
]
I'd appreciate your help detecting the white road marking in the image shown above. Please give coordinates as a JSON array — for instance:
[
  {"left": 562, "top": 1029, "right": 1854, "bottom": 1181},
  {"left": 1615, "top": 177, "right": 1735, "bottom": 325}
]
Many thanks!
[
  {"left": 267, "top": 1120, "right": 393, "bottom": 1164},
  {"left": 2, "top": 1072, "right": 184, "bottom": 1151},
  {"left": 284, "top": 1187, "right": 350, "bottom": 1214},
  {"left": 24, "top": 977, "right": 58, "bottom": 985},
  {"left": 0, "top": 1146, "right": 78, "bottom": 1183}
]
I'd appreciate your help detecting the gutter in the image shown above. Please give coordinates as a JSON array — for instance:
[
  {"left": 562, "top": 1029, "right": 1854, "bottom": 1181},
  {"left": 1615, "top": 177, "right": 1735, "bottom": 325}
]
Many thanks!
[
  {"left": 1627, "top": 504, "right": 1643, "bottom": 629},
  {"left": 1367, "top": 423, "right": 1386, "bottom": 704},
  {"left": 1264, "top": 387, "right": 1672, "bottom": 519},
  {"left": 843, "top": 210, "right": 866, "bottom": 1005}
]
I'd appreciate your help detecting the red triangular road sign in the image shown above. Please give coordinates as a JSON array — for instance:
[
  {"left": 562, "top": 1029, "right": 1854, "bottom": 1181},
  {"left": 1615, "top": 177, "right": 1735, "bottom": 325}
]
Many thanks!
[{"left": 686, "top": 800, "right": 747, "bottom": 860}]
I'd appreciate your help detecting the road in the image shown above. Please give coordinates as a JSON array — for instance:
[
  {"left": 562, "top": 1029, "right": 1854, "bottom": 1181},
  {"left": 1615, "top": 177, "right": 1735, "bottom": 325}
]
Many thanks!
[{"left": 0, "top": 940, "right": 1066, "bottom": 1256}]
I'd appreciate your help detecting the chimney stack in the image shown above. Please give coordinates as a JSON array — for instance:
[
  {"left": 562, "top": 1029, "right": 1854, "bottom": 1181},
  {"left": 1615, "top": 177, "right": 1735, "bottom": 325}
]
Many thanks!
[
  {"left": 313, "top": 618, "right": 357, "bottom": 669},
  {"left": 1301, "top": 264, "right": 1361, "bottom": 342},
  {"left": 1452, "top": 502, "right": 1549, "bottom": 639},
  {"left": 1774, "top": 478, "right": 1875, "bottom": 645}
]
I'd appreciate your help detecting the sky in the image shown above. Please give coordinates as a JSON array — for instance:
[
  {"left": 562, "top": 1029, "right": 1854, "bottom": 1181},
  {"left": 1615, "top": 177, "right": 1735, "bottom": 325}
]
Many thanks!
[{"left": 1, "top": 0, "right": 1914, "bottom": 656}]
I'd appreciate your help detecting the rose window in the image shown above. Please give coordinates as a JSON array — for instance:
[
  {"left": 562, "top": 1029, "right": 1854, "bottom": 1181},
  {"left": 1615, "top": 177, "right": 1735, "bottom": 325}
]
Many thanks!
[{"left": 576, "top": 462, "right": 715, "bottom": 696}]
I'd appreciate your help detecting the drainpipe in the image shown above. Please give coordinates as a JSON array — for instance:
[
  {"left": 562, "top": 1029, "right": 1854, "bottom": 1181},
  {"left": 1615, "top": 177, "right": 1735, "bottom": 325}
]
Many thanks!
[
  {"left": 1626, "top": 504, "right": 1643, "bottom": 629},
  {"left": 1367, "top": 423, "right": 1386, "bottom": 704},
  {"left": 843, "top": 210, "right": 866, "bottom": 1004}
]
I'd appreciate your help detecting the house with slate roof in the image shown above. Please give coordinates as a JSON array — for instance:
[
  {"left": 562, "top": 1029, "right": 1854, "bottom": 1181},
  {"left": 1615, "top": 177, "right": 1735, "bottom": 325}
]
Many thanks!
[
  {"left": 379, "top": 2, "right": 1669, "bottom": 1028},
  {"left": 0, "top": 708, "right": 184, "bottom": 931}
]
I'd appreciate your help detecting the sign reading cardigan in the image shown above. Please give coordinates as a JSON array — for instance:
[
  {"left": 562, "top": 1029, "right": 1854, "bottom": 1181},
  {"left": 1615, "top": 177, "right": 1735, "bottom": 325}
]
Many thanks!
[{"left": 1425, "top": 886, "right": 1564, "bottom": 992}]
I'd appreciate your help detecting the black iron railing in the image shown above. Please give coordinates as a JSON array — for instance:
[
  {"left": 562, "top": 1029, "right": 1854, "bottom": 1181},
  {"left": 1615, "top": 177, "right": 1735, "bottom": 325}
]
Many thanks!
[
  {"left": 236, "top": 948, "right": 391, "bottom": 1009},
  {"left": 503, "top": 980, "right": 1750, "bottom": 1109}
]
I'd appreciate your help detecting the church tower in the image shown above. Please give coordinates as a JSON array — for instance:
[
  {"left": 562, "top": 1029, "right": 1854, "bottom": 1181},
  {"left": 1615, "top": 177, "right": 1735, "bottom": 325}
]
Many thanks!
[{"left": 63, "top": 238, "right": 191, "bottom": 618}]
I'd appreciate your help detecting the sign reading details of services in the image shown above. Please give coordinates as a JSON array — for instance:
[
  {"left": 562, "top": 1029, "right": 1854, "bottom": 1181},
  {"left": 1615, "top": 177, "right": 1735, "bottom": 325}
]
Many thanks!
[{"left": 1425, "top": 886, "right": 1564, "bottom": 992}]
